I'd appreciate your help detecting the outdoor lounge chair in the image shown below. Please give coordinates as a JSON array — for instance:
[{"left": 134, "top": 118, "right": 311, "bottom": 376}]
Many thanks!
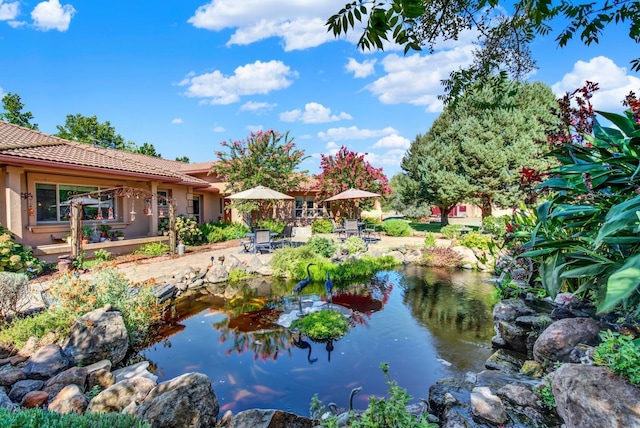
[
  {"left": 253, "top": 229, "right": 273, "bottom": 253},
  {"left": 339, "top": 219, "right": 360, "bottom": 241},
  {"left": 272, "top": 225, "right": 294, "bottom": 248}
]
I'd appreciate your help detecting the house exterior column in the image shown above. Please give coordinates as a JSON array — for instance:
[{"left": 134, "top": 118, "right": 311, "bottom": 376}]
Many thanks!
[
  {"left": 149, "top": 181, "right": 159, "bottom": 237},
  {"left": 4, "top": 166, "right": 25, "bottom": 241}
]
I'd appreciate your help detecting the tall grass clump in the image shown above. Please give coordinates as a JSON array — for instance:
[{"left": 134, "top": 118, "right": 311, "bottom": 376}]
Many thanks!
[{"left": 0, "top": 407, "right": 150, "bottom": 428}]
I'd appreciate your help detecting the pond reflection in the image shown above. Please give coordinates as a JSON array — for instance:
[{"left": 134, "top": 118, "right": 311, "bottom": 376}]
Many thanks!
[{"left": 140, "top": 265, "right": 497, "bottom": 416}]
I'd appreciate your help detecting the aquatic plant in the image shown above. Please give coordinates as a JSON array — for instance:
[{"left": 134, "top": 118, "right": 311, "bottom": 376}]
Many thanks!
[{"left": 290, "top": 309, "right": 349, "bottom": 341}]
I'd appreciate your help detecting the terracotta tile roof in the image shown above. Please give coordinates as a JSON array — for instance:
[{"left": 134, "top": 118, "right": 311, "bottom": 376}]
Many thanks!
[{"left": 0, "top": 121, "right": 213, "bottom": 190}]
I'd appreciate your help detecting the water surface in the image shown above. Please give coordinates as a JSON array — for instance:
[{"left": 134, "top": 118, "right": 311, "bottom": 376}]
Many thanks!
[{"left": 140, "top": 265, "right": 497, "bottom": 416}]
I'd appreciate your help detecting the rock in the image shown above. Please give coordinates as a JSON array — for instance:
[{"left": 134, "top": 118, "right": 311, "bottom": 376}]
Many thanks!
[
  {"left": 497, "top": 383, "right": 539, "bottom": 408},
  {"left": 63, "top": 306, "right": 129, "bottom": 366},
  {"left": 205, "top": 265, "right": 229, "bottom": 283},
  {"left": 48, "top": 384, "right": 88, "bottom": 414},
  {"left": 246, "top": 255, "right": 265, "bottom": 274},
  {"left": 470, "top": 386, "right": 507, "bottom": 425},
  {"left": 553, "top": 363, "right": 640, "bottom": 428},
  {"left": 451, "top": 246, "right": 478, "bottom": 268},
  {"left": 23, "top": 344, "right": 69, "bottom": 380},
  {"left": 569, "top": 343, "right": 595, "bottom": 364},
  {"left": 0, "top": 355, "right": 28, "bottom": 367},
  {"left": 43, "top": 366, "right": 88, "bottom": 398},
  {"left": 88, "top": 377, "right": 156, "bottom": 413},
  {"left": 137, "top": 372, "right": 219, "bottom": 428},
  {"left": 496, "top": 321, "right": 529, "bottom": 354},
  {"left": 484, "top": 349, "right": 524, "bottom": 373},
  {"left": 0, "top": 367, "right": 26, "bottom": 386},
  {"left": 87, "top": 368, "right": 116, "bottom": 391},
  {"left": 533, "top": 318, "right": 601, "bottom": 364},
  {"left": 20, "top": 390, "right": 49, "bottom": 408},
  {"left": 441, "top": 406, "right": 472, "bottom": 428},
  {"left": 9, "top": 379, "right": 44, "bottom": 402},
  {"left": 222, "top": 254, "right": 242, "bottom": 272},
  {"left": 493, "top": 299, "right": 536, "bottom": 323},
  {"left": 224, "top": 409, "right": 317, "bottom": 428},
  {"left": 520, "top": 360, "right": 544, "bottom": 378},
  {"left": 0, "top": 388, "right": 17, "bottom": 410},
  {"left": 84, "top": 359, "right": 112, "bottom": 374},
  {"left": 112, "top": 361, "right": 158, "bottom": 384},
  {"left": 428, "top": 377, "right": 474, "bottom": 417}
]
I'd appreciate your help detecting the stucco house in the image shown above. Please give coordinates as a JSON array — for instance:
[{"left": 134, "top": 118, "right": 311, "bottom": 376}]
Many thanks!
[{"left": 0, "top": 121, "right": 226, "bottom": 261}]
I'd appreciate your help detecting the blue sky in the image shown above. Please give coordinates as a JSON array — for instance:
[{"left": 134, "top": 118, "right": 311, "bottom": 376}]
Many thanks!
[{"left": 1, "top": 0, "right": 638, "bottom": 178}]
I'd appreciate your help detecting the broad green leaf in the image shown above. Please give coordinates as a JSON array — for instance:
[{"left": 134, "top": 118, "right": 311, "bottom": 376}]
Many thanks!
[
  {"left": 540, "top": 252, "right": 564, "bottom": 299},
  {"left": 560, "top": 263, "right": 611, "bottom": 278},
  {"left": 597, "top": 111, "right": 640, "bottom": 137},
  {"left": 598, "top": 253, "right": 640, "bottom": 313}
]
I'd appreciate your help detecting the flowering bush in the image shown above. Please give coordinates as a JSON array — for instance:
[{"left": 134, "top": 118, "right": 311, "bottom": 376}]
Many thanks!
[
  {"left": 0, "top": 225, "right": 43, "bottom": 277},
  {"left": 175, "top": 215, "right": 203, "bottom": 245}
]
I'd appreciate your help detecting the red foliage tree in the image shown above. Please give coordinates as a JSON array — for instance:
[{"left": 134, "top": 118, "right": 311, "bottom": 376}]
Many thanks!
[{"left": 315, "top": 146, "right": 391, "bottom": 218}]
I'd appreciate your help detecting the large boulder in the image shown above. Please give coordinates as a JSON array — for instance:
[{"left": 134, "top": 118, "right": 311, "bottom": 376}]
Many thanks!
[
  {"left": 88, "top": 377, "right": 155, "bottom": 413},
  {"left": 112, "top": 361, "right": 158, "bottom": 383},
  {"left": 222, "top": 409, "right": 317, "bottom": 428},
  {"left": 137, "top": 372, "right": 219, "bottom": 428},
  {"left": 43, "top": 366, "right": 88, "bottom": 399},
  {"left": 62, "top": 306, "right": 129, "bottom": 366},
  {"left": 48, "top": 384, "right": 88, "bottom": 415},
  {"left": 553, "top": 363, "right": 640, "bottom": 428},
  {"left": 533, "top": 318, "right": 601, "bottom": 364},
  {"left": 8, "top": 379, "right": 44, "bottom": 403},
  {"left": 23, "top": 344, "right": 69, "bottom": 380}
]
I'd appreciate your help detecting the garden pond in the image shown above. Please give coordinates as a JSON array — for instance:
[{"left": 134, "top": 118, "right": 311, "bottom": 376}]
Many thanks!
[{"left": 140, "top": 265, "right": 498, "bottom": 416}]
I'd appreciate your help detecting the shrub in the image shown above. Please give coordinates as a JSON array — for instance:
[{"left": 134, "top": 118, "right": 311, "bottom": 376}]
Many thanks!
[
  {"left": 221, "top": 222, "right": 251, "bottom": 241},
  {"left": 228, "top": 268, "right": 254, "bottom": 283},
  {"left": 344, "top": 236, "right": 367, "bottom": 254},
  {"left": 290, "top": 309, "right": 349, "bottom": 341},
  {"left": 307, "top": 236, "right": 335, "bottom": 257},
  {"left": 135, "top": 242, "right": 169, "bottom": 256},
  {"left": 94, "top": 249, "right": 111, "bottom": 262},
  {"left": 0, "top": 407, "right": 150, "bottom": 427},
  {"left": 175, "top": 216, "right": 203, "bottom": 245},
  {"left": 0, "top": 225, "right": 44, "bottom": 277},
  {"left": 311, "top": 363, "right": 436, "bottom": 428},
  {"left": 421, "top": 248, "right": 462, "bottom": 268},
  {"left": 424, "top": 232, "right": 436, "bottom": 248},
  {"left": 312, "top": 219, "right": 333, "bottom": 234},
  {"left": 458, "top": 231, "right": 492, "bottom": 250},
  {"left": 594, "top": 330, "right": 640, "bottom": 385},
  {"left": 0, "top": 272, "right": 30, "bottom": 321},
  {"left": 271, "top": 246, "right": 329, "bottom": 280},
  {"left": 0, "top": 308, "right": 72, "bottom": 349},
  {"left": 482, "top": 215, "right": 509, "bottom": 236},
  {"left": 333, "top": 256, "right": 400, "bottom": 281},
  {"left": 440, "top": 224, "right": 463, "bottom": 239},
  {"left": 47, "top": 267, "right": 167, "bottom": 346},
  {"left": 381, "top": 219, "right": 411, "bottom": 237},
  {"left": 256, "top": 218, "right": 285, "bottom": 234}
]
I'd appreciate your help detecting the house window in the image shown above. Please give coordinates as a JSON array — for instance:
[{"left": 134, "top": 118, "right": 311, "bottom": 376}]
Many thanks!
[
  {"left": 305, "top": 197, "right": 315, "bottom": 217},
  {"left": 35, "top": 183, "right": 116, "bottom": 223},
  {"left": 295, "top": 197, "right": 303, "bottom": 218}
]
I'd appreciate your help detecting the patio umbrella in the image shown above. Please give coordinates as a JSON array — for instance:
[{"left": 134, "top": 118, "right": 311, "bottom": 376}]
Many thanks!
[
  {"left": 324, "top": 188, "right": 380, "bottom": 202},
  {"left": 325, "top": 188, "right": 380, "bottom": 219},
  {"left": 226, "top": 185, "right": 294, "bottom": 200}
]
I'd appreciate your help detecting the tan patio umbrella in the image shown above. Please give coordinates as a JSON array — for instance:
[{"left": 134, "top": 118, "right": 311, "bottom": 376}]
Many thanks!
[
  {"left": 226, "top": 185, "right": 293, "bottom": 226},
  {"left": 324, "top": 188, "right": 380, "bottom": 218},
  {"left": 226, "top": 185, "right": 294, "bottom": 200}
]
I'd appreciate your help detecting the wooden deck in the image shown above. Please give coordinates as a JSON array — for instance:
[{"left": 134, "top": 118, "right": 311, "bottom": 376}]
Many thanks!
[{"left": 33, "top": 236, "right": 170, "bottom": 263}]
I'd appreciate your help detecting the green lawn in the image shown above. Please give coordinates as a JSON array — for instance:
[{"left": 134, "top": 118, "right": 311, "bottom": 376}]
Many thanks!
[{"left": 408, "top": 221, "right": 442, "bottom": 233}]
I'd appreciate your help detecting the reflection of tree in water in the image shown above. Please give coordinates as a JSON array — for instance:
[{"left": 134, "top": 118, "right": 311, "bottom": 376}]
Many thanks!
[{"left": 401, "top": 268, "right": 496, "bottom": 341}]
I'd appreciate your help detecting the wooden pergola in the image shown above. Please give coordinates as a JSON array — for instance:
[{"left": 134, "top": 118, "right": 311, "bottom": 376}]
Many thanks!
[{"left": 66, "top": 186, "right": 177, "bottom": 258}]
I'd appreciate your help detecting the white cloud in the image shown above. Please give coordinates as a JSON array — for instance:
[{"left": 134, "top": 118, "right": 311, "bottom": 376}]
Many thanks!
[
  {"left": 0, "top": 86, "right": 4, "bottom": 97},
  {"left": 213, "top": 126, "right": 225, "bottom": 132},
  {"left": 7, "top": 20, "right": 25, "bottom": 27},
  {"left": 171, "top": 118, "right": 183, "bottom": 124},
  {"left": 372, "top": 134, "right": 410, "bottom": 149},
  {"left": 247, "top": 124, "right": 263, "bottom": 133},
  {"left": 280, "top": 102, "right": 352, "bottom": 123},
  {"left": 31, "top": 0, "right": 75, "bottom": 32},
  {"left": 364, "top": 47, "right": 475, "bottom": 112},
  {"left": 318, "top": 126, "right": 399, "bottom": 141},
  {"left": 240, "top": 101, "right": 276, "bottom": 112},
  {"left": 552, "top": 56, "right": 640, "bottom": 111},
  {"left": 0, "top": 1, "right": 19, "bottom": 20},
  {"left": 365, "top": 149, "right": 407, "bottom": 169},
  {"left": 188, "top": 1, "right": 338, "bottom": 51},
  {"left": 179, "top": 60, "right": 297, "bottom": 105},
  {"left": 346, "top": 58, "right": 376, "bottom": 78}
]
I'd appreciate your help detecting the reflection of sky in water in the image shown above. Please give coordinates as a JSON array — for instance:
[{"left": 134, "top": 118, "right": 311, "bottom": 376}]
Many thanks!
[{"left": 141, "top": 266, "right": 496, "bottom": 416}]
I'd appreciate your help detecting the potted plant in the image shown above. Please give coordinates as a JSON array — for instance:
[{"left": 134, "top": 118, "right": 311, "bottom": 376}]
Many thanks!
[
  {"left": 81, "top": 225, "right": 93, "bottom": 244},
  {"left": 99, "top": 223, "right": 112, "bottom": 238},
  {"left": 115, "top": 230, "right": 125, "bottom": 241}
]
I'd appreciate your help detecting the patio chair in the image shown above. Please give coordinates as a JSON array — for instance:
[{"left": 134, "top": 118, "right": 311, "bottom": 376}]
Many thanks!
[
  {"left": 339, "top": 219, "right": 360, "bottom": 242},
  {"left": 272, "top": 225, "right": 294, "bottom": 248},
  {"left": 253, "top": 229, "right": 273, "bottom": 253}
]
